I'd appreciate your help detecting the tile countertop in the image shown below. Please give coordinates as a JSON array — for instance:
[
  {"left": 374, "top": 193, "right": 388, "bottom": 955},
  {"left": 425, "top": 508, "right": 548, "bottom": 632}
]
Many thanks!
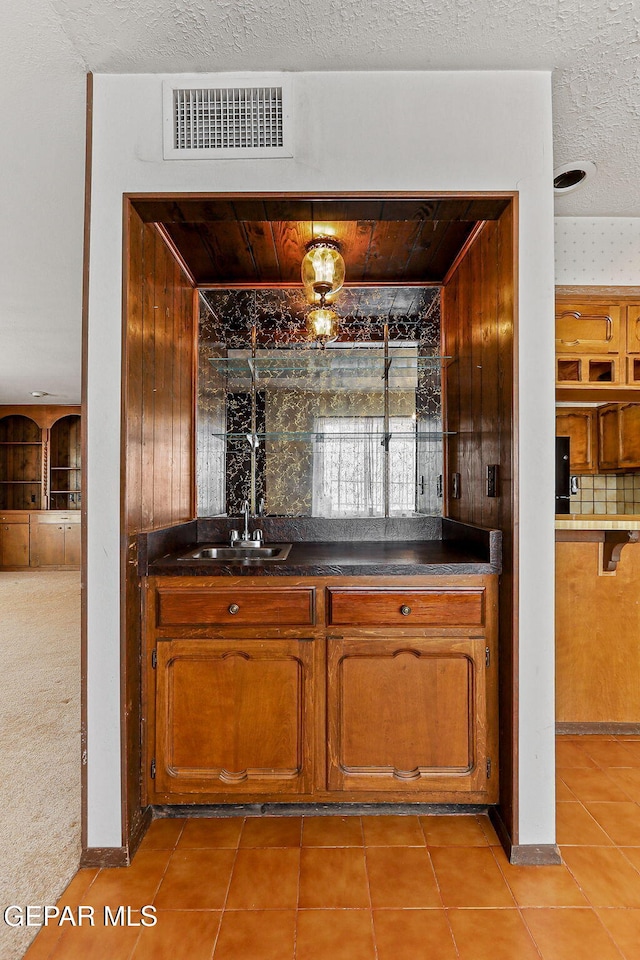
[{"left": 555, "top": 515, "right": 640, "bottom": 530}]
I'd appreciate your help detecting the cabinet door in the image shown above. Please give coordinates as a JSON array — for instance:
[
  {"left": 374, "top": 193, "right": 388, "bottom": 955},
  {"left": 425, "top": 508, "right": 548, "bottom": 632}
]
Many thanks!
[
  {"left": 598, "top": 405, "right": 620, "bottom": 472},
  {"left": 618, "top": 403, "right": 640, "bottom": 469},
  {"left": 556, "top": 302, "right": 621, "bottom": 354},
  {"left": 154, "top": 637, "right": 313, "bottom": 796},
  {"left": 0, "top": 522, "right": 29, "bottom": 567},
  {"left": 63, "top": 523, "right": 81, "bottom": 565},
  {"left": 32, "top": 523, "right": 66, "bottom": 566},
  {"left": 326, "top": 635, "right": 495, "bottom": 799},
  {"left": 555, "top": 409, "right": 598, "bottom": 474}
]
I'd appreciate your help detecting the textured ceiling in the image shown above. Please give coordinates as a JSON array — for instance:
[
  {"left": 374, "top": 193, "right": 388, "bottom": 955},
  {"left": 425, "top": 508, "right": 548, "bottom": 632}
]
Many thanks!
[
  {"left": 1, "top": 0, "right": 639, "bottom": 404},
  {"left": 50, "top": 0, "right": 640, "bottom": 217}
]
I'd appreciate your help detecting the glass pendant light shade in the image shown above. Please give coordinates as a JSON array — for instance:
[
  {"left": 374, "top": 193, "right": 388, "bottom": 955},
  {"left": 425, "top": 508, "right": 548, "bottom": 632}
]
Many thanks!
[
  {"left": 301, "top": 239, "right": 345, "bottom": 303},
  {"left": 307, "top": 307, "right": 338, "bottom": 343}
]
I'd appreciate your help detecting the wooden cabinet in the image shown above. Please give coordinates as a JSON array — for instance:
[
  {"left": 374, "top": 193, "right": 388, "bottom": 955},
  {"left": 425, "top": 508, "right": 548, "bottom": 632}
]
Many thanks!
[
  {"left": 0, "top": 406, "right": 81, "bottom": 568},
  {"left": 144, "top": 575, "right": 498, "bottom": 806},
  {"left": 556, "top": 301, "right": 622, "bottom": 355},
  {"left": 556, "top": 297, "right": 640, "bottom": 390},
  {"left": 154, "top": 637, "right": 314, "bottom": 795},
  {"left": 327, "top": 634, "right": 492, "bottom": 796},
  {"left": 555, "top": 408, "right": 598, "bottom": 474},
  {"left": 597, "top": 402, "right": 640, "bottom": 472},
  {"left": 0, "top": 406, "right": 81, "bottom": 515},
  {"left": 0, "top": 513, "right": 30, "bottom": 567},
  {"left": 30, "top": 513, "right": 81, "bottom": 567}
]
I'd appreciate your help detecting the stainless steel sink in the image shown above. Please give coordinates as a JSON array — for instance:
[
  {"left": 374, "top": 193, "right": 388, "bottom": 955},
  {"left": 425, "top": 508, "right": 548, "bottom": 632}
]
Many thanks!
[{"left": 178, "top": 543, "right": 292, "bottom": 562}]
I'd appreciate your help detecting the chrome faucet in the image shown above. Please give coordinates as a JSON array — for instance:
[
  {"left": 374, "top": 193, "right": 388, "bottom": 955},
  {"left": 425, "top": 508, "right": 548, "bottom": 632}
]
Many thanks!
[
  {"left": 230, "top": 500, "right": 263, "bottom": 547},
  {"left": 242, "top": 499, "right": 251, "bottom": 541}
]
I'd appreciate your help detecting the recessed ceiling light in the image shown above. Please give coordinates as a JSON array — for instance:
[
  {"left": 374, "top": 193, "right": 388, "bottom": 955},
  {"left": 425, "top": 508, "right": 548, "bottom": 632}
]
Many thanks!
[
  {"left": 553, "top": 160, "right": 596, "bottom": 194},
  {"left": 30, "top": 391, "right": 49, "bottom": 397}
]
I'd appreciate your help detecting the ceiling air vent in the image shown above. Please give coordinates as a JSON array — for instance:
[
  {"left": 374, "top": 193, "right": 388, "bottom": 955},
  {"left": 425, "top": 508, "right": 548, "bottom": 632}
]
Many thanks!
[{"left": 162, "top": 75, "right": 293, "bottom": 160}]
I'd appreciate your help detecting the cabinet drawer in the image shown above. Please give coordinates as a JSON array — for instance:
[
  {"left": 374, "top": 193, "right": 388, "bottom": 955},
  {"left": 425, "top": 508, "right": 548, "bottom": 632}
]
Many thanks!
[
  {"left": 156, "top": 587, "right": 315, "bottom": 627},
  {"left": 0, "top": 512, "right": 31, "bottom": 523},
  {"left": 327, "top": 588, "right": 485, "bottom": 627}
]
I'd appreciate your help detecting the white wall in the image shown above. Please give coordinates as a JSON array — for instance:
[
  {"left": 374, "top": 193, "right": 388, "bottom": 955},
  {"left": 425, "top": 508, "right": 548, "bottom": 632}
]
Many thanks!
[
  {"left": 555, "top": 218, "right": 640, "bottom": 285},
  {"left": 0, "top": 0, "right": 86, "bottom": 404},
  {"left": 88, "top": 70, "right": 556, "bottom": 848}
]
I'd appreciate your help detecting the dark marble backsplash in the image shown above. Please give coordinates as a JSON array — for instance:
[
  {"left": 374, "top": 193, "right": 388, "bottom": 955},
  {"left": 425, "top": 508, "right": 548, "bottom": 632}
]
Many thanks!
[{"left": 197, "top": 516, "right": 443, "bottom": 543}]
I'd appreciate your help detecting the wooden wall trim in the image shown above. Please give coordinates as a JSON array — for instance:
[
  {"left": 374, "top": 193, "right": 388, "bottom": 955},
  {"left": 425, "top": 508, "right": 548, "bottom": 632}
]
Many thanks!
[
  {"left": 80, "top": 71, "right": 93, "bottom": 858},
  {"left": 556, "top": 285, "right": 640, "bottom": 299},
  {"left": 443, "top": 201, "right": 519, "bottom": 844},
  {"left": 557, "top": 722, "right": 640, "bottom": 735}
]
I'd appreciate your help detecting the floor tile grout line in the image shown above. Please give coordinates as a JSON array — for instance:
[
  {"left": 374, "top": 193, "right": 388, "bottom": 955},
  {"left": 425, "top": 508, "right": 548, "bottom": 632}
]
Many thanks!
[
  {"left": 360, "top": 818, "right": 380, "bottom": 960},
  {"left": 488, "top": 843, "right": 551, "bottom": 960},
  {"left": 207, "top": 816, "right": 244, "bottom": 959},
  {"left": 292, "top": 816, "right": 304, "bottom": 960}
]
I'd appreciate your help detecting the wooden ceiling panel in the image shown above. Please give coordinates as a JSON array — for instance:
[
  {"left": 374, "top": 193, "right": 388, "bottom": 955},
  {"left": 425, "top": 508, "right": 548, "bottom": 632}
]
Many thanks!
[{"left": 131, "top": 195, "right": 512, "bottom": 285}]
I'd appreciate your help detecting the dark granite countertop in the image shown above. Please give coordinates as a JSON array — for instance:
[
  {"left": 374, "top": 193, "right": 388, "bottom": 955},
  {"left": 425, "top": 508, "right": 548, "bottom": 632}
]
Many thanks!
[{"left": 140, "top": 518, "right": 501, "bottom": 577}]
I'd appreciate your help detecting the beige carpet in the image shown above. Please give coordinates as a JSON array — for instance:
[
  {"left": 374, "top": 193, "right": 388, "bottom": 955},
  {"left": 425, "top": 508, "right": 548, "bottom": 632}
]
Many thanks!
[{"left": 0, "top": 571, "right": 81, "bottom": 960}]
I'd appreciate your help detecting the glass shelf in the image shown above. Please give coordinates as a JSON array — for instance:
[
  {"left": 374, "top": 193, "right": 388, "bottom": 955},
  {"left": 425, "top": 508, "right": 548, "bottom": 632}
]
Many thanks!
[
  {"left": 213, "top": 431, "right": 453, "bottom": 441},
  {"left": 209, "top": 354, "right": 451, "bottom": 380}
]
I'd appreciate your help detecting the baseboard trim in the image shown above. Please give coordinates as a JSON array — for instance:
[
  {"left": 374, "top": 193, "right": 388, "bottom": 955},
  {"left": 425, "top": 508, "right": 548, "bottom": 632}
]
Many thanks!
[
  {"left": 557, "top": 722, "right": 640, "bottom": 736},
  {"left": 80, "top": 847, "right": 130, "bottom": 868},
  {"left": 127, "top": 805, "right": 153, "bottom": 859},
  {"left": 488, "top": 807, "right": 561, "bottom": 865},
  {"left": 509, "top": 844, "right": 562, "bottom": 866},
  {"left": 80, "top": 807, "right": 153, "bottom": 868}
]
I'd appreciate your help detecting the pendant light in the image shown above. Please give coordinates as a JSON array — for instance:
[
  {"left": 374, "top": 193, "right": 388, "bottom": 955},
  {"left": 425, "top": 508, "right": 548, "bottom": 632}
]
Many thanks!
[{"left": 301, "top": 238, "right": 345, "bottom": 303}]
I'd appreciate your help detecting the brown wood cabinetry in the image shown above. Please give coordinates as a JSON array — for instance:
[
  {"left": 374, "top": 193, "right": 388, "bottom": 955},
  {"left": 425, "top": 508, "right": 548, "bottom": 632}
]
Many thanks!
[
  {"left": 556, "top": 297, "right": 640, "bottom": 391},
  {"left": 144, "top": 574, "right": 498, "bottom": 806},
  {"left": 30, "top": 513, "right": 81, "bottom": 568},
  {"left": 0, "top": 513, "right": 30, "bottom": 567},
  {"left": 0, "top": 406, "right": 81, "bottom": 568},
  {"left": 555, "top": 408, "right": 598, "bottom": 474},
  {"left": 154, "top": 637, "right": 314, "bottom": 795},
  {"left": 327, "top": 634, "right": 492, "bottom": 795},
  {"left": 597, "top": 402, "right": 640, "bottom": 472}
]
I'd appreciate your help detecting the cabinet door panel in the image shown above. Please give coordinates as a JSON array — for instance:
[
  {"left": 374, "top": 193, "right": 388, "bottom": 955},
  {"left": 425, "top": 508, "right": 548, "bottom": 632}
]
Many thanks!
[
  {"left": 63, "top": 523, "right": 81, "bottom": 565},
  {"left": 1, "top": 522, "right": 29, "bottom": 566},
  {"left": 598, "top": 405, "right": 620, "bottom": 472},
  {"left": 32, "top": 523, "right": 66, "bottom": 566},
  {"left": 556, "top": 303, "right": 621, "bottom": 354},
  {"left": 618, "top": 404, "right": 640, "bottom": 468},
  {"left": 155, "top": 638, "right": 313, "bottom": 795},
  {"left": 626, "top": 306, "right": 640, "bottom": 354},
  {"left": 327, "top": 636, "right": 491, "bottom": 797},
  {"left": 555, "top": 409, "right": 597, "bottom": 474}
]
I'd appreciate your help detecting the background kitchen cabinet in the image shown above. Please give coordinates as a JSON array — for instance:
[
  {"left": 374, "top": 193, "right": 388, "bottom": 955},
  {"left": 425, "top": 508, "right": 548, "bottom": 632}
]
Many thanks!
[
  {"left": 555, "top": 297, "right": 640, "bottom": 391},
  {"left": 30, "top": 513, "right": 81, "bottom": 568},
  {"left": 556, "top": 301, "right": 622, "bottom": 355},
  {"left": 0, "top": 513, "right": 30, "bottom": 567},
  {"left": 597, "top": 402, "right": 640, "bottom": 472},
  {"left": 555, "top": 408, "right": 598, "bottom": 474}
]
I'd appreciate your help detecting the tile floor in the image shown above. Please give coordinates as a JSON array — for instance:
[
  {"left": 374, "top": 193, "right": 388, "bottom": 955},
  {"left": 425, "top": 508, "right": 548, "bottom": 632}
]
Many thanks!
[{"left": 23, "top": 735, "right": 640, "bottom": 959}]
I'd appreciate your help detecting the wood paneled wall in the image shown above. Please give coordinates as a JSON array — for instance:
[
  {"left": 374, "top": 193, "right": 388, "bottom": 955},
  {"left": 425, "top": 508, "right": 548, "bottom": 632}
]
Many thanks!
[
  {"left": 443, "top": 204, "right": 517, "bottom": 843},
  {"left": 124, "top": 209, "right": 195, "bottom": 534},
  {"left": 121, "top": 205, "right": 196, "bottom": 856}
]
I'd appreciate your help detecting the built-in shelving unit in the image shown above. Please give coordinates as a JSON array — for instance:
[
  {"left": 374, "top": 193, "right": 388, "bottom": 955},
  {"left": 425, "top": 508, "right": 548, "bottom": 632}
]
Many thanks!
[{"left": 0, "top": 409, "right": 81, "bottom": 511}]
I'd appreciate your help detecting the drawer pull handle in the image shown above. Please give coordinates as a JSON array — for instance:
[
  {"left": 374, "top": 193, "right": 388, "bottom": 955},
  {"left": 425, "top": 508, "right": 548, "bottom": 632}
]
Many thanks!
[
  {"left": 400, "top": 605, "right": 412, "bottom": 616},
  {"left": 228, "top": 603, "right": 240, "bottom": 615}
]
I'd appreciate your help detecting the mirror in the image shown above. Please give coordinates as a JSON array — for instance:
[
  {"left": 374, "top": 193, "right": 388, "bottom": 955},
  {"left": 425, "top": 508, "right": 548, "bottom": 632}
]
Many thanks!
[{"left": 197, "top": 288, "right": 445, "bottom": 518}]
